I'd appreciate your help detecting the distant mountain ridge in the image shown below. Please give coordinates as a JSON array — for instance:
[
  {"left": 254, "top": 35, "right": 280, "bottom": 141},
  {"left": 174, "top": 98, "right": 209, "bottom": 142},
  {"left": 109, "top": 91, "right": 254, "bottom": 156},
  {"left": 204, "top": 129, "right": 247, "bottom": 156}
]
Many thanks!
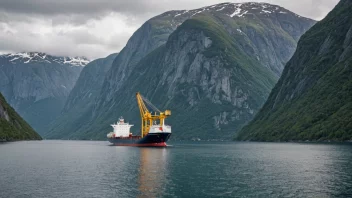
[
  {"left": 2, "top": 52, "right": 90, "bottom": 67},
  {"left": 0, "top": 52, "right": 90, "bottom": 135},
  {"left": 98, "top": 2, "right": 313, "bottom": 102},
  {"left": 171, "top": 2, "right": 304, "bottom": 24},
  {"left": 44, "top": 53, "right": 118, "bottom": 138},
  {"left": 46, "top": 2, "right": 315, "bottom": 140},
  {"left": 236, "top": 0, "right": 352, "bottom": 141}
]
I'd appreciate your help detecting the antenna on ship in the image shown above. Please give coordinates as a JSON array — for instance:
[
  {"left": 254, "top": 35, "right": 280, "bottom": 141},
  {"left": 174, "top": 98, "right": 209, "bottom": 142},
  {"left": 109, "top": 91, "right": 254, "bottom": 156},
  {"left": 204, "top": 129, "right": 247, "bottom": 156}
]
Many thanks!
[{"left": 136, "top": 92, "right": 171, "bottom": 138}]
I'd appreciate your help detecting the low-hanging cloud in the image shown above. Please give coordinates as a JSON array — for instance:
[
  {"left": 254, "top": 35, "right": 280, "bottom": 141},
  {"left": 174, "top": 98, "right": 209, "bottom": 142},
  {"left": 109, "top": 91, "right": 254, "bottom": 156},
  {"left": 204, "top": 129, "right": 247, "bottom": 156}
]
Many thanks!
[{"left": 0, "top": 0, "right": 339, "bottom": 59}]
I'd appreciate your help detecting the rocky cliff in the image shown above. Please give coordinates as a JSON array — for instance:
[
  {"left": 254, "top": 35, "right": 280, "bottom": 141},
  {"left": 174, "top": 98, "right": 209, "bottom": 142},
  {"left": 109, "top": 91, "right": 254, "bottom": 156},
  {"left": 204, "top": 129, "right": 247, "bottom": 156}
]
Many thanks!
[
  {"left": 98, "top": 2, "right": 315, "bottom": 107},
  {"left": 46, "top": 2, "right": 315, "bottom": 140},
  {"left": 236, "top": 0, "right": 352, "bottom": 141},
  {"left": 44, "top": 53, "right": 118, "bottom": 138},
  {"left": 0, "top": 52, "right": 89, "bottom": 135}
]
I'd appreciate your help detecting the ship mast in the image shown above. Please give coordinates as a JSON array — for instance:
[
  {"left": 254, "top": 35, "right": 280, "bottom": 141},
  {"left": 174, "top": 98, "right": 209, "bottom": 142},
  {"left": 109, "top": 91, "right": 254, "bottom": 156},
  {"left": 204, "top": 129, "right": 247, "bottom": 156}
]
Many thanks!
[{"left": 136, "top": 92, "right": 171, "bottom": 138}]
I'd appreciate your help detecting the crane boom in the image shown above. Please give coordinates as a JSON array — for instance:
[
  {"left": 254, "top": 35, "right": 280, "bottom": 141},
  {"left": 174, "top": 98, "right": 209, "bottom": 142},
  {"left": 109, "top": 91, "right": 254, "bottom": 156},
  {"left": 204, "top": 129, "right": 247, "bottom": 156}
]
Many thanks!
[{"left": 136, "top": 92, "right": 171, "bottom": 137}]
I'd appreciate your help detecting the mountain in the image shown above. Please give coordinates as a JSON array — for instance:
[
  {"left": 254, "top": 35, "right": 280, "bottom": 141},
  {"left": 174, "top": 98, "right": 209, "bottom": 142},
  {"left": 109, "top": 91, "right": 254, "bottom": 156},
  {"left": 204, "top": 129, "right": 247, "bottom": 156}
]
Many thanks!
[
  {"left": 235, "top": 0, "right": 352, "bottom": 142},
  {"left": 0, "top": 52, "right": 89, "bottom": 135},
  {"left": 46, "top": 2, "right": 315, "bottom": 140},
  {"left": 44, "top": 53, "right": 118, "bottom": 138},
  {"left": 98, "top": 2, "right": 314, "bottom": 102},
  {"left": 0, "top": 92, "right": 41, "bottom": 141}
]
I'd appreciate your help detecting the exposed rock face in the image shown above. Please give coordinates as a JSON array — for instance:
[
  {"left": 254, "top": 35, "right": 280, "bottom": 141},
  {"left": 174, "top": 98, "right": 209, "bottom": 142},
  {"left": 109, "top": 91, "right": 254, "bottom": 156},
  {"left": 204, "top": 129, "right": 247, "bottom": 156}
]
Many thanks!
[
  {"left": 44, "top": 53, "right": 118, "bottom": 139},
  {"left": 96, "top": 2, "right": 315, "bottom": 109},
  {"left": 0, "top": 52, "right": 89, "bottom": 135},
  {"left": 0, "top": 92, "right": 41, "bottom": 141},
  {"left": 0, "top": 101, "right": 10, "bottom": 122},
  {"left": 46, "top": 2, "right": 315, "bottom": 140},
  {"left": 236, "top": 0, "right": 352, "bottom": 141}
]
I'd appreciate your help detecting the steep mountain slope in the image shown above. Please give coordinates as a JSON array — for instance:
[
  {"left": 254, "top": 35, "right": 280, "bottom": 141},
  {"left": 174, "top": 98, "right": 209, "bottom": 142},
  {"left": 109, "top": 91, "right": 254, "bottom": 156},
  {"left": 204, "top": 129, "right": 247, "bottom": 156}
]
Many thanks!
[
  {"left": 44, "top": 53, "right": 118, "bottom": 138},
  {"left": 93, "top": 13, "right": 278, "bottom": 140},
  {"left": 46, "top": 2, "right": 315, "bottom": 140},
  {"left": 98, "top": 2, "right": 314, "bottom": 106},
  {"left": 236, "top": 0, "right": 352, "bottom": 142},
  {"left": 0, "top": 92, "right": 41, "bottom": 141},
  {"left": 0, "top": 52, "right": 89, "bottom": 135}
]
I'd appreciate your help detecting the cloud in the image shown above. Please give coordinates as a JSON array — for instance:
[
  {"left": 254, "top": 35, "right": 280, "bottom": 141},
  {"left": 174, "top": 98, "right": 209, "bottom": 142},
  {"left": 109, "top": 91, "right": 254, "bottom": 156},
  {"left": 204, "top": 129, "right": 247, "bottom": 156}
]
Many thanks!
[
  {"left": 0, "top": 0, "right": 340, "bottom": 20},
  {"left": 0, "top": 12, "right": 138, "bottom": 59},
  {"left": 0, "top": 0, "right": 339, "bottom": 59},
  {"left": 264, "top": 0, "right": 340, "bottom": 20}
]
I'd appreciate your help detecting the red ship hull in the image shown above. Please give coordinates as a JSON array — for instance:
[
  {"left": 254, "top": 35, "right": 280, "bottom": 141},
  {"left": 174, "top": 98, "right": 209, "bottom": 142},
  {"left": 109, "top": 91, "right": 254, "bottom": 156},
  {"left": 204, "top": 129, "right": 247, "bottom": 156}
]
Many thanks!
[
  {"left": 112, "top": 142, "right": 167, "bottom": 147},
  {"left": 108, "top": 132, "right": 171, "bottom": 147}
]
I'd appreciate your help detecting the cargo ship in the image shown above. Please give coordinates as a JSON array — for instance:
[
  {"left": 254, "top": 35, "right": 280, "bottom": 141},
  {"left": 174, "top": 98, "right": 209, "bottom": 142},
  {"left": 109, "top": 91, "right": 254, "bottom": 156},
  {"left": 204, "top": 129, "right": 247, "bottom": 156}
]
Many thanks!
[{"left": 107, "top": 92, "right": 171, "bottom": 147}]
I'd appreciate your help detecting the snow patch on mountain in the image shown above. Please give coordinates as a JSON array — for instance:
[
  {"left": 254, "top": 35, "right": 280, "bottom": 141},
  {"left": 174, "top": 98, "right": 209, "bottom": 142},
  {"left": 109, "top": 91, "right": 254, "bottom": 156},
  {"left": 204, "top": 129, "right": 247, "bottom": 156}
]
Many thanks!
[
  {"left": 230, "top": 7, "right": 242, "bottom": 17},
  {"left": 10, "top": 57, "right": 20, "bottom": 62},
  {"left": 170, "top": 2, "right": 301, "bottom": 20},
  {"left": 1, "top": 52, "right": 90, "bottom": 66},
  {"left": 216, "top": 6, "right": 225, "bottom": 11},
  {"left": 63, "top": 57, "right": 90, "bottom": 66},
  {"left": 191, "top": 9, "right": 206, "bottom": 17}
]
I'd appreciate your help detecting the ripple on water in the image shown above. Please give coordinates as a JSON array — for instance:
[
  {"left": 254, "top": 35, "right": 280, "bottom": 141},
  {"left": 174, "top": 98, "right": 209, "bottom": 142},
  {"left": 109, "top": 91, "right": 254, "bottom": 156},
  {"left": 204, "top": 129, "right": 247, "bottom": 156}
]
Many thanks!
[{"left": 0, "top": 141, "right": 352, "bottom": 197}]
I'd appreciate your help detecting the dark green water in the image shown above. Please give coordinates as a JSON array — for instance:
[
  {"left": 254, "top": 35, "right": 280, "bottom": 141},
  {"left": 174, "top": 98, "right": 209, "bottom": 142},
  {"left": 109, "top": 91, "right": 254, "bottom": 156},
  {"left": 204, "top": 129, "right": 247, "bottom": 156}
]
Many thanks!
[{"left": 1, "top": 141, "right": 352, "bottom": 197}]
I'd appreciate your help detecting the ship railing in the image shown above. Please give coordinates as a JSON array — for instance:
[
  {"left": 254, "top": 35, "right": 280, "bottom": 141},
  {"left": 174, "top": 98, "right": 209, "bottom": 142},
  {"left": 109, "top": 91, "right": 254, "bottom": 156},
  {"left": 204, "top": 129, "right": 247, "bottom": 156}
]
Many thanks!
[{"left": 151, "top": 125, "right": 171, "bottom": 127}]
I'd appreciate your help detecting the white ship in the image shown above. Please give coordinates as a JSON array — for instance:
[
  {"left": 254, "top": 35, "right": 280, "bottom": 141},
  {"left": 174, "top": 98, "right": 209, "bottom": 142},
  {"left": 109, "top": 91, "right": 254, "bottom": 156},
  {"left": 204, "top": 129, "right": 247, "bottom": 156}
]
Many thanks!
[
  {"left": 106, "top": 92, "right": 172, "bottom": 147},
  {"left": 107, "top": 117, "right": 134, "bottom": 138}
]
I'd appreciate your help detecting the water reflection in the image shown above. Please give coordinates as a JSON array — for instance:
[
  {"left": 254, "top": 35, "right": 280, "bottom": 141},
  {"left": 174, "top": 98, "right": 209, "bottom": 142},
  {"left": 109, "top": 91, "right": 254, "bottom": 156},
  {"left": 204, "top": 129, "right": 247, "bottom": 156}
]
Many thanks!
[
  {"left": 138, "top": 148, "right": 168, "bottom": 198},
  {"left": 1, "top": 141, "right": 351, "bottom": 198}
]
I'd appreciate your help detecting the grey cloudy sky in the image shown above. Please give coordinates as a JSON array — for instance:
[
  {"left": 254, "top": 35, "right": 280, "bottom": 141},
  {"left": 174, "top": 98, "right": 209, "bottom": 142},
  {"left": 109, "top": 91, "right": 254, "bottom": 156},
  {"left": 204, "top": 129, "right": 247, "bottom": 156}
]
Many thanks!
[{"left": 0, "top": 0, "right": 339, "bottom": 59}]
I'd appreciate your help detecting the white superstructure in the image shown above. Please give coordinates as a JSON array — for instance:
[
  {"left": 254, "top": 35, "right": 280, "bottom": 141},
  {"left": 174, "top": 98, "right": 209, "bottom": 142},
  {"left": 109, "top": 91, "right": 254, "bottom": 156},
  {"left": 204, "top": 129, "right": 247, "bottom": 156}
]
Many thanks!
[
  {"left": 148, "top": 123, "right": 172, "bottom": 134},
  {"left": 107, "top": 117, "right": 134, "bottom": 138}
]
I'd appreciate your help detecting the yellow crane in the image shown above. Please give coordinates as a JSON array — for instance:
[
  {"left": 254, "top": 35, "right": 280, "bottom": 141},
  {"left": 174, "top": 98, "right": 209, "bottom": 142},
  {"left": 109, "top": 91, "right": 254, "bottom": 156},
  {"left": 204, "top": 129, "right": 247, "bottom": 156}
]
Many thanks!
[{"left": 136, "top": 92, "right": 171, "bottom": 138}]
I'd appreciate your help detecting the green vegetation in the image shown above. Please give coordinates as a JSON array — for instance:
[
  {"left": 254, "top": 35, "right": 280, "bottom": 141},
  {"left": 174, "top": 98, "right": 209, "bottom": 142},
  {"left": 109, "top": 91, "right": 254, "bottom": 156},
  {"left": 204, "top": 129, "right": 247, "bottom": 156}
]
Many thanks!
[
  {"left": 0, "top": 93, "right": 42, "bottom": 141},
  {"left": 62, "top": 13, "right": 280, "bottom": 140},
  {"left": 44, "top": 6, "right": 314, "bottom": 140},
  {"left": 235, "top": 0, "right": 352, "bottom": 142}
]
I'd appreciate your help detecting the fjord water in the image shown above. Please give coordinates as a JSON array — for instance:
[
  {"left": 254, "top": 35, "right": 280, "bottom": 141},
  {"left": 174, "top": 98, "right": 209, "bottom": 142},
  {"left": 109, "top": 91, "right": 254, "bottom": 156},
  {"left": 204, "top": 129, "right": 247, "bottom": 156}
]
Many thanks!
[{"left": 1, "top": 141, "right": 352, "bottom": 197}]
